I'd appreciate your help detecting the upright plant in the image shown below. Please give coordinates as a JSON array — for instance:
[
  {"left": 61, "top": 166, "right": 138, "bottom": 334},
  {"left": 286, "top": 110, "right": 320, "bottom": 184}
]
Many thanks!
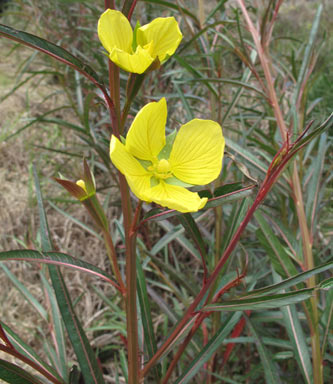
[{"left": 0, "top": 1, "right": 332, "bottom": 383}]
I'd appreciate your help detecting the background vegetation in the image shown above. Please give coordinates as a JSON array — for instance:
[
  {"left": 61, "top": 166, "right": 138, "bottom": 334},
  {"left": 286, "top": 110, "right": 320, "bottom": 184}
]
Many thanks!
[{"left": 0, "top": 0, "right": 332, "bottom": 383}]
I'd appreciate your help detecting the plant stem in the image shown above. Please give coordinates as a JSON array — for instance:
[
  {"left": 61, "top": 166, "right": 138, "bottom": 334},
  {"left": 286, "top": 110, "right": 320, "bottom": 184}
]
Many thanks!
[
  {"left": 105, "top": 5, "right": 139, "bottom": 377},
  {"left": 102, "top": 229, "right": 126, "bottom": 294},
  {"left": 119, "top": 174, "right": 139, "bottom": 384}
]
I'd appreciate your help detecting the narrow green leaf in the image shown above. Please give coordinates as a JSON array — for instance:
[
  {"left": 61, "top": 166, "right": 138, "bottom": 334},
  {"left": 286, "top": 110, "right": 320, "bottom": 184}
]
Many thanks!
[
  {"left": 4, "top": 106, "right": 73, "bottom": 142},
  {"left": 281, "top": 304, "right": 313, "bottom": 383},
  {"left": 291, "top": 5, "right": 323, "bottom": 134},
  {"left": 137, "top": 258, "right": 161, "bottom": 382},
  {"left": 255, "top": 211, "right": 298, "bottom": 279},
  {"left": 220, "top": 197, "right": 250, "bottom": 254},
  {"left": 0, "top": 264, "right": 48, "bottom": 320},
  {"left": 305, "top": 133, "right": 328, "bottom": 229},
  {"left": 48, "top": 201, "right": 102, "bottom": 240},
  {"left": 174, "top": 83, "right": 194, "bottom": 120},
  {"left": 151, "top": 223, "right": 200, "bottom": 261},
  {"left": 174, "top": 312, "right": 242, "bottom": 384},
  {"left": 0, "top": 249, "right": 115, "bottom": 285},
  {"left": 226, "top": 138, "right": 268, "bottom": 175},
  {"left": 244, "top": 260, "right": 333, "bottom": 298},
  {"left": 0, "top": 24, "right": 102, "bottom": 87},
  {"left": 0, "top": 359, "right": 45, "bottom": 384},
  {"left": 319, "top": 277, "right": 333, "bottom": 290},
  {"left": 203, "top": 289, "right": 314, "bottom": 312},
  {"left": 142, "top": 184, "right": 255, "bottom": 222},
  {"left": 178, "top": 213, "right": 207, "bottom": 263},
  {"left": 40, "top": 272, "right": 68, "bottom": 380},
  {"left": 142, "top": 0, "right": 198, "bottom": 23},
  {"left": 185, "top": 77, "right": 266, "bottom": 98},
  {"left": 246, "top": 317, "right": 281, "bottom": 384},
  {"left": 0, "top": 322, "right": 63, "bottom": 382},
  {"left": 175, "top": 56, "right": 218, "bottom": 98},
  {"left": 33, "top": 169, "right": 106, "bottom": 384}
]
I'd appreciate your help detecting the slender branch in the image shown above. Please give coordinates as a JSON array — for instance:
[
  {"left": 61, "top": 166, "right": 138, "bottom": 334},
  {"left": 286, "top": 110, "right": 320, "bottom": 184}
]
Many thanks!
[
  {"left": 237, "top": 0, "right": 288, "bottom": 141},
  {"left": 128, "top": 0, "right": 138, "bottom": 21}
]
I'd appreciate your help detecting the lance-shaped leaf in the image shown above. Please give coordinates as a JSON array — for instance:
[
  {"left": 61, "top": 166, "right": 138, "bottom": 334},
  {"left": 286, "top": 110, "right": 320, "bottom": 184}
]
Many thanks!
[
  {"left": 0, "top": 24, "right": 107, "bottom": 94},
  {"left": 202, "top": 289, "right": 314, "bottom": 312},
  {"left": 33, "top": 168, "right": 106, "bottom": 384},
  {"left": 0, "top": 359, "right": 45, "bottom": 384},
  {"left": 0, "top": 322, "right": 63, "bottom": 383},
  {"left": 242, "top": 260, "right": 333, "bottom": 298},
  {"left": 0, "top": 249, "right": 117, "bottom": 287}
]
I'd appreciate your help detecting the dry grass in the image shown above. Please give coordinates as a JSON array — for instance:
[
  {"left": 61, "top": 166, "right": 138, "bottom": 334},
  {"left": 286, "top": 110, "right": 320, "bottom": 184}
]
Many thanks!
[{"left": 0, "top": 38, "right": 119, "bottom": 380}]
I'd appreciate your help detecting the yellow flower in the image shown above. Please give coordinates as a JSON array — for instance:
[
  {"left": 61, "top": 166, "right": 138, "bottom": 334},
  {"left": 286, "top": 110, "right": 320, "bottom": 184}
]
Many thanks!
[
  {"left": 110, "top": 98, "right": 225, "bottom": 212},
  {"left": 98, "top": 9, "right": 182, "bottom": 74}
]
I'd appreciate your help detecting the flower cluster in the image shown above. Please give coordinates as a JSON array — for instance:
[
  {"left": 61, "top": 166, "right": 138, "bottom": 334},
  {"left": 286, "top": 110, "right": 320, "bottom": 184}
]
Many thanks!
[{"left": 98, "top": 10, "right": 225, "bottom": 212}]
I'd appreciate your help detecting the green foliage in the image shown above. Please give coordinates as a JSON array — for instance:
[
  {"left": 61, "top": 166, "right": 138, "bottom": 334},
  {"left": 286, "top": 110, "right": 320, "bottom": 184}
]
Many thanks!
[{"left": 0, "top": 1, "right": 332, "bottom": 384}]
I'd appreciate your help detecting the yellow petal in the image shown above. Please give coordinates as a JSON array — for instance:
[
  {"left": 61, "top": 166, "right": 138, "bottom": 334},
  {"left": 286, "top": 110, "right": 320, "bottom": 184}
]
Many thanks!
[
  {"left": 169, "top": 119, "right": 225, "bottom": 185},
  {"left": 98, "top": 9, "right": 133, "bottom": 54},
  {"left": 126, "top": 98, "right": 167, "bottom": 160},
  {"left": 126, "top": 174, "right": 153, "bottom": 202},
  {"left": 110, "top": 135, "right": 148, "bottom": 177},
  {"left": 109, "top": 45, "right": 154, "bottom": 74},
  {"left": 110, "top": 136, "right": 152, "bottom": 201},
  {"left": 149, "top": 181, "right": 207, "bottom": 212},
  {"left": 136, "top": 17, "right": 183, "bottom": 63}
]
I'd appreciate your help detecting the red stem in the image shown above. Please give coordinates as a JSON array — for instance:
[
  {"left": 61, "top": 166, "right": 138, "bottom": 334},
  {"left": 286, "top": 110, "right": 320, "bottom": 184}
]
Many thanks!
[{"left": 128, "top": 0, "right": 138, "bottom": 21}]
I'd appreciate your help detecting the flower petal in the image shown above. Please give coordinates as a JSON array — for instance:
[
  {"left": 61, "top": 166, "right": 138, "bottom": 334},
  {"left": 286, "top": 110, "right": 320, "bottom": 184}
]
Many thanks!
[
  {"left": 148, "top": 181, "right": 207, "bottom": 212},
  {"left": 110, "top": 136, "right": 152, "bottom": 201},
  {"left": 126, "top": 98, "right": 167, "bottom": 160},
  {"left": 136, "top": 17, "right": 183, "bottom": 63},
  {"left": 110, "top": 46, "right": 154, "bottom": 74},
  {"left": 98, "top": 9, "right": 133, "bottom": 54},
  {"left": 169, "top": 119, "right": 225, "bottom": 185}
]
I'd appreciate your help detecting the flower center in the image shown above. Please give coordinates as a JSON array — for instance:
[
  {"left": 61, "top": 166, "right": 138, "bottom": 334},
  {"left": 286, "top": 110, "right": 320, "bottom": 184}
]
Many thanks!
[{"left": 148, "top": 159, "right": 172, "bottom": 179}]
